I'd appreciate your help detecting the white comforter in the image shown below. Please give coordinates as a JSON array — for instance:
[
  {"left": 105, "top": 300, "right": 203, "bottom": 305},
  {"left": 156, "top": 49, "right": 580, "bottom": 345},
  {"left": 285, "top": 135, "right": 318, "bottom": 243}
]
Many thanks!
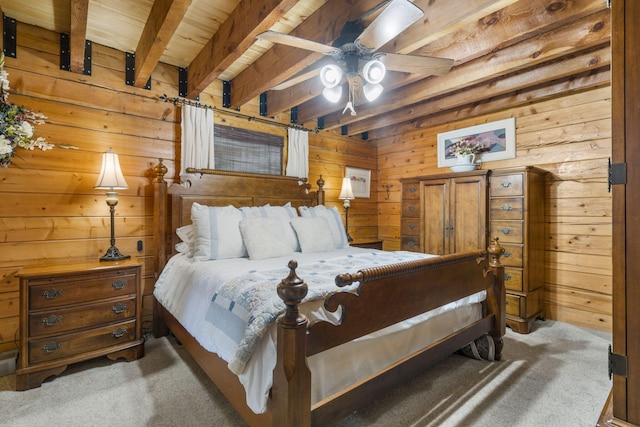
[{"left": 154, "top": 247, "right": 485, "bottom": 413}]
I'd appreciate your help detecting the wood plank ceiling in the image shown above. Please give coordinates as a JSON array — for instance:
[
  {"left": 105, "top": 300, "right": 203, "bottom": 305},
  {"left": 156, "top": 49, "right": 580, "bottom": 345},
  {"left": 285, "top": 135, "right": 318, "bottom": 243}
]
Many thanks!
[{"left": 0, "top": 0, "right": 610, "bottom": 138}]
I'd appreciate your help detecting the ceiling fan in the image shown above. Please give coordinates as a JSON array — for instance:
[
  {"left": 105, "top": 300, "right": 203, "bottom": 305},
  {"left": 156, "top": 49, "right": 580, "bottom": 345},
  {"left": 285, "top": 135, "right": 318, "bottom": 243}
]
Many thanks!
[{"left": 257, "top": 0, "right": 454, "bottom": 115}]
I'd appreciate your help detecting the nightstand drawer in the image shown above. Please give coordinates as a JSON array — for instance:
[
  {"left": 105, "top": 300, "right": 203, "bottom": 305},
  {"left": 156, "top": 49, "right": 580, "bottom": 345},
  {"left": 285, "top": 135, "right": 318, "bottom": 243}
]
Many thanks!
[
  {"left": 351, "top": 240, "right": 383, "bottom": 250},
  {"left": 29, "top": 319, "right": 137, "bottom": 365},
  {"left": 29, "top": 296, "right": 137, "bottom": 338},
  {"left": 29, "top": 271, "right": 137, "bottom": 310}
]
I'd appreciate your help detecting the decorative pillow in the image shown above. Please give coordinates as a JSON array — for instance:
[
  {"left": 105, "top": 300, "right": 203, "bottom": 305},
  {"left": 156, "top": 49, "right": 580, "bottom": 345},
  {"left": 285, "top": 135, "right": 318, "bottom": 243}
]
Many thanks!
[
  {"left": 191, "top": 203, "right": 247, "bottom": 261},
  {"left": 298, "top": 205, "right": 349, "bottom": 249},
  {"left": 240, "top": 203, "right": 300, "bottom": 252},
  {"left": 290, "top": 217, "right": 337, "bottom": 253},
  {"left": 239, "top": 217, "right": 293, "bottom": 260},
  {"left": 175, "top": 224, "right": 195, "bottom": 257}
]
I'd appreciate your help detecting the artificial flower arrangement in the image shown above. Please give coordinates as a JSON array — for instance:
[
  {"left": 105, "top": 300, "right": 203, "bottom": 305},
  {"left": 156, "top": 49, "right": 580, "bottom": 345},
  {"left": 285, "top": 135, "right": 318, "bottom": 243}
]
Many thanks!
[
  {"left": 446, "top": 135, "right": 492, "bottom": 157},
  {"left": 0, "top": 53, "right": 53, "bottom": 167}
]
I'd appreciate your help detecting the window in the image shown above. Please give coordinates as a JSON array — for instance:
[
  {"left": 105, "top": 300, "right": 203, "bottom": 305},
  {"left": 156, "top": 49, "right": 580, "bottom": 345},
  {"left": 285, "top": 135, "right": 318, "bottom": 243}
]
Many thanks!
[{"left": 214, "top": 125, "right": 283, "bottom": 175}]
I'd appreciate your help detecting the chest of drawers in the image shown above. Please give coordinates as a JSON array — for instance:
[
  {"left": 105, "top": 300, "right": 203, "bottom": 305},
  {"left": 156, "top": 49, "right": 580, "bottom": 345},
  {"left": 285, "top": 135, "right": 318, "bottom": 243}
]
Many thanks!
[
  {"left": 16, "top": 260, "right": 144, "bottom": 390},
  {"left": 489, "top": 167, "right": 546, "bottom": 333}
]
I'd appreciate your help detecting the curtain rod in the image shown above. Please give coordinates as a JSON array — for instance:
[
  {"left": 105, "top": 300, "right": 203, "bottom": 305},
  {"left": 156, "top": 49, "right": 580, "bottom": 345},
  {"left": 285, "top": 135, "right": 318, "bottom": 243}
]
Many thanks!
[{"left": 159, "top": 94, "right": 316, "bottom": 133}]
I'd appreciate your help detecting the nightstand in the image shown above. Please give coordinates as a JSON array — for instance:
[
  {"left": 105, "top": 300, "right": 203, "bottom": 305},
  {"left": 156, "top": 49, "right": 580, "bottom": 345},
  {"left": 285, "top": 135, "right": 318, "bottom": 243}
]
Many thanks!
[
  {"left": 351, "top": 240, "right": 383, "bottom": 250},
  {"left": 16, "top": 259, "right": 144, "bottom": 390}
]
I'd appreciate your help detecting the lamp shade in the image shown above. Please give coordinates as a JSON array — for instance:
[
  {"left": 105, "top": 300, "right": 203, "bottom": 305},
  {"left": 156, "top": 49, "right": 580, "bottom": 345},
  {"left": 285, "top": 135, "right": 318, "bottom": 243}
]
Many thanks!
[
  {"left": 322, "top": 85, "right": 343, "bottom": 103},
  {"left": 95, "top": 149, "right": 128, "bottom": 190},
  {"left": 339, "top": 177, "right": 355, "bottom": 200},
  {"left": 362, "top": 59, "right": 386, "bottom": 84},
  {"left": 363, "top": 82, "right": 384, "bottom": 102},
  {"left": 320, "top": 64, "right": 343, "bottom": 88}
]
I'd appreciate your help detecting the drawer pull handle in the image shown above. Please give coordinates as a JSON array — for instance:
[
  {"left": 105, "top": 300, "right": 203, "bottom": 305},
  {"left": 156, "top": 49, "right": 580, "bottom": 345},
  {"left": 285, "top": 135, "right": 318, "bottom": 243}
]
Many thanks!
[
  {"left": 42, "top": 341, "right": 61, "bottom": 353},
  {"left": 408, "top": 187, "right": 416, "bottom": 193},
  {"left": 41, "top": 315, "right": 63, "bottom": 326},
  {"left": 111, "top": 328, "right": 128, "bottom": 338},
  {"left": 111, "top": 280, "right": 127, "bottom": 290},
  {"left": 42, "top": 289, "right": 62, "bottom": 300},
  {"left": 501, "top": 204, "right": 513, "bottom": 211},
  {"left": 408, "top": 205, "right": 415, "bottom": 211},
  {"left": 407, "top": 241, "right": 416, "bottom": 247},
  {"left": 505, "top": 273, "right": 512, "bottom": 281},
  {"left": 503, "top": 250, "right": 512, "bottom": 258},
  {"left": 499, "top": 228, "right": 512, "bottom": 235},
  {"left": 501, "top": 182, "right": 512, "bottom": 188},
  {"left": 408, "top": 224, "right": 416, "bottom": 230},
  {"left": 112, "top": 303, "right": 128, "bottom": 314}
]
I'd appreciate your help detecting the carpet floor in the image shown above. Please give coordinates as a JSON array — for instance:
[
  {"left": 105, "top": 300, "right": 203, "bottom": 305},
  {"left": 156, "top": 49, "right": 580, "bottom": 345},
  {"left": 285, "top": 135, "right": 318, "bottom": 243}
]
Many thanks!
[{"left": 0, "top": 320, "right": 611, "bottom": 426}]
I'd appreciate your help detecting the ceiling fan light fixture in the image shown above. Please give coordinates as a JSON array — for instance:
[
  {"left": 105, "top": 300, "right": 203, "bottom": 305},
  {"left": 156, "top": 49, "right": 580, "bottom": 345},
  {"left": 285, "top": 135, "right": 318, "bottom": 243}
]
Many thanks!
[
  {"left": 320, "top": 64, "right": 343, "bottom": 88},
  {"left": 363, "top": 83, "right": 383, "bottom": 102},
  {"left": 322, "top": 85, "right": 343, "bottom": 103},
  {"left": 362, "top": 59, "right": 386, "bottom": 84}
]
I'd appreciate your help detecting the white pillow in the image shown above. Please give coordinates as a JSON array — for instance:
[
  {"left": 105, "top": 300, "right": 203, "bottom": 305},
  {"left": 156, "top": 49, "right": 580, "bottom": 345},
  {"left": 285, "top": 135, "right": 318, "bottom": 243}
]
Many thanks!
[
  {"left": 239, "top": 217, "right": 293, "bottom": 260},
  {"left": 240, "top": 204, "right": 300, "bottom": 252},
  {"left": 175, "top": 224, "right": 195, "bottom": 257},
  {"left": 298, "top": 205, "right": 349, "bottom": 249},
  {"left": 191, "top": 203, "right": 247, "bottom": 261},
  {"left": 290, "top": 217, "right": 337, "bottom": 253}
]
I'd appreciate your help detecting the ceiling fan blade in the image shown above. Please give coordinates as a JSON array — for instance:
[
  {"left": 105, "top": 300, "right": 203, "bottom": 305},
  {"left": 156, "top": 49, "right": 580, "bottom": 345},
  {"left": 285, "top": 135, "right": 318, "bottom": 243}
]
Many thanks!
[
  {"left": 257, "top": 31, "right": 341, "bottom": 55},
  {"left": 356, "top": 0, "right": 424, "bottom": 52},
  {"left": 380, "top": 53, "right": 454, "bottom": 76}
]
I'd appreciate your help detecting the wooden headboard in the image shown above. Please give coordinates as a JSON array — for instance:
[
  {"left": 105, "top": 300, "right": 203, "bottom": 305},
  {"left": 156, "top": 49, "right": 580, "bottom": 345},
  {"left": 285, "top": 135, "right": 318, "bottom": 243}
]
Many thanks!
[{"left": 152, "top": 160, "right": 325, "bottom": 275}]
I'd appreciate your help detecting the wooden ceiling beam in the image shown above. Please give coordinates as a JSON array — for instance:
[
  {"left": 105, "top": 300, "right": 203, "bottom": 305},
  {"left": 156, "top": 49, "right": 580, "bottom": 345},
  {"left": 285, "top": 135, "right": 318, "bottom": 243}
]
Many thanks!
[
  {"left": 228, "top": 0, "right": 384, "bottom": 109},
  {"left": 353, "top": 45, "right": 611, "bottom": 137},
  {"left": 318, "top": 9, "right": 611, "bottom": 132},
  {"left": 69, "top": 0, "right": 89, "bottom": 74},
  {"left": 134, "top": 0, "right": 192, "bottom": 88},
  {"left": 295, "top": 0, "right": 605, "bottom": 126},
  {"left": 370, "top": 68, "right": 610, "bottom": 142},
  {"left": 185, "top": 0, "right": 298, "bottom": 99}
]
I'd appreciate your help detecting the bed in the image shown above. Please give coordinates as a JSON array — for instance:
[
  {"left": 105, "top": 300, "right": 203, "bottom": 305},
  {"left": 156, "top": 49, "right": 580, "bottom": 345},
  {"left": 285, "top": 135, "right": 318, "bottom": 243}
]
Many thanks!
[{"left": 151, "top": 160, "right": 505, "bottom": 426}]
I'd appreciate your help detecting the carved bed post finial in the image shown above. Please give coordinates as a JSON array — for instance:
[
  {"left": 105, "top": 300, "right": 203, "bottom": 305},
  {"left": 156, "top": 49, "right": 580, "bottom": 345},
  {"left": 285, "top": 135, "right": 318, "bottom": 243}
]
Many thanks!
[
  {"left": 277, "top": 260, "right": 309, "bottom": 325},
  {"left": 316, "top": 175, "right": 325, "bottom": 206},
  {"left": 153, "top": 159, "right": 168, "bottom": 183},
  {"left": 487, "top": 237, "right": 504, "bottom": 267}
]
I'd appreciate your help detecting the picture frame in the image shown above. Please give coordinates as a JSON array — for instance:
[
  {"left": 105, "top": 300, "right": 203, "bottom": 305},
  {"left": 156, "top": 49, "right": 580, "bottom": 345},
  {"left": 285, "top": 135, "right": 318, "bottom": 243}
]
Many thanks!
[
  {"left": 437, "top": 117, "right": 516, "bottom": 168},
  {"left": 345, "top": 167, "right": 371, "bottom": 198}
]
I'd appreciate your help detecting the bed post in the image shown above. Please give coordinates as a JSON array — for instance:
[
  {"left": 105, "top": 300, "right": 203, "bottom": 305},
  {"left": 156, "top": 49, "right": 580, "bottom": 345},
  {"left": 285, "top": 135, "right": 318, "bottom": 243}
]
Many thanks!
[
  {"left": 486, "top": 237, "right": 506, "bottom": 358},
  {"left": 272, "top": 261, "right": 312, "bottom": 427},
  {"left": 153, "top": 159, "right": 169, "bottom": 338},
  {"left": 316, "top": 175, "right": 325, "bottom": 206}
]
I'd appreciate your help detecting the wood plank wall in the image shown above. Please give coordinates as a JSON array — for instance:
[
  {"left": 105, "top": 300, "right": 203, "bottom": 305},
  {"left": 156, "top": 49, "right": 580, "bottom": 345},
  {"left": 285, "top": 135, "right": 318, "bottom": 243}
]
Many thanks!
[
  {"left": 376, "top": 85, "right": 612, "bottom": 333},
  {"left": 0, "top": 22, "right": 376, "bottom": 353}
]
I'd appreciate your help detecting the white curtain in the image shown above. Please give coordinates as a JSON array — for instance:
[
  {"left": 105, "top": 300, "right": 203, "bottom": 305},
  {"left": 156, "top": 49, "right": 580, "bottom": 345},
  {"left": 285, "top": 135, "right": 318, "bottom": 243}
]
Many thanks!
[
  {"left": 180, "top": 104, "right": 214, "bottom": 181},
  {"left": 286, "top": 127, "right": 309, "bottom": 179}
]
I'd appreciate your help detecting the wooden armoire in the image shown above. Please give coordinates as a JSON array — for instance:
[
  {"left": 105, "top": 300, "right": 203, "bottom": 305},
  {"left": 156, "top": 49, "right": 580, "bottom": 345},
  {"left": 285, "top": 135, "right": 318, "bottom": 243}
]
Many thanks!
[{"left": 600, "top": 0, "right": 640, "bottom": 425}]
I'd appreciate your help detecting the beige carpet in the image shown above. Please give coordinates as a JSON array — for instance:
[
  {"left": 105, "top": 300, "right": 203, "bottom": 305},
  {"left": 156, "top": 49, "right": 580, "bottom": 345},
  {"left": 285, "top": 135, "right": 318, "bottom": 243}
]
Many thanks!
[{"left": 0, "top": 320, "right": 611, "bottom": 426}]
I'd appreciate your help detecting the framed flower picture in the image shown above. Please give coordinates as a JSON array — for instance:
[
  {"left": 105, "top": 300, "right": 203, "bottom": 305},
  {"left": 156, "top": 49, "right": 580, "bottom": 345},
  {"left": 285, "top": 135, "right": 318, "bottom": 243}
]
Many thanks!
[
  {"left": 437, "top": 118, "right": 516, "bottom": 168},
  {"left": 345, "top": 167, "right": 371, "bottom": 198}
]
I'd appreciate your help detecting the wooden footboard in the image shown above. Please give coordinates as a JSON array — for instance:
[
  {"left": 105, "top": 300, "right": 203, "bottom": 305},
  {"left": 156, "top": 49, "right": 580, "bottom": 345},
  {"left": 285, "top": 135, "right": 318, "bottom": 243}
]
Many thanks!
[{"left": 273, "top": 239, "right": 505, "bottom": 426}]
